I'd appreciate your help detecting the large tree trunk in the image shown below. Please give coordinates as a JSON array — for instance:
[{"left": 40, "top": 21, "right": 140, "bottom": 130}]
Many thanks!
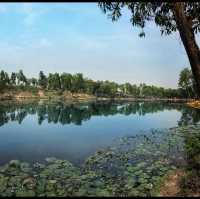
[{"left": 172, "top": 2, "right": 200, "bottom": 98}]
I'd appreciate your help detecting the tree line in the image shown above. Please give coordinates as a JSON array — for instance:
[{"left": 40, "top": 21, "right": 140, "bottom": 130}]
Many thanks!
[{"left": 0, "top": 68, "right": 197, "bottom": 98}]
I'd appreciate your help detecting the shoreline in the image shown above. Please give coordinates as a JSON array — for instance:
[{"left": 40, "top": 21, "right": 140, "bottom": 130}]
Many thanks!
[
  {"left": 0, "top": 91, "right": 195, "bottom": 103},
  {"left": 0, "top": 96, "right": 195, "bottom": 105}
]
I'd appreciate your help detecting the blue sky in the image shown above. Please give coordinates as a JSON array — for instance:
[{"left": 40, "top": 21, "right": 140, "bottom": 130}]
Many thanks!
[{"left": 0, "top": 3, "right": 199, "bottom": 88}]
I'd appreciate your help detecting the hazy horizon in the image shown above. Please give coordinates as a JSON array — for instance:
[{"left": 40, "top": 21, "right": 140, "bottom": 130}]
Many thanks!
[{"left": 0, "top": 3, "right": 199, "bottom": 89}]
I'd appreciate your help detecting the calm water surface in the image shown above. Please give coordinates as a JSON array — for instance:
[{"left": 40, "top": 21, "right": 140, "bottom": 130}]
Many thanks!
[{"left": 0, "top": 100, "right": 199, "bottom": 166}]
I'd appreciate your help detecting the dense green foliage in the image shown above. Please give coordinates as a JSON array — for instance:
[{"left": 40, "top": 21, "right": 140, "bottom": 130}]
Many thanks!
[
  {"left": 179, "top": 126, "right": 200, "bottom": 196},
  {"left": 0, "top": 69, "right": 193, "bottom": 98},
  {"left": 98, "top": 3, "right": 200, "bottom": 37},
  {"left": 178, "top": 68, "right": 198, "bottom": 99}
]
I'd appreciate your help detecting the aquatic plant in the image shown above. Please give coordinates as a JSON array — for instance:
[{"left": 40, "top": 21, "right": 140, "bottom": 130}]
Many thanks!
[{"left": 0, "top": 125, "right": 199, "bottom": 196}]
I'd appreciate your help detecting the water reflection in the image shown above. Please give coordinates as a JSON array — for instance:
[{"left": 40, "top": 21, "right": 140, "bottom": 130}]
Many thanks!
[{"left": 0, "top": 101, "right": 199, "bottom": 127}]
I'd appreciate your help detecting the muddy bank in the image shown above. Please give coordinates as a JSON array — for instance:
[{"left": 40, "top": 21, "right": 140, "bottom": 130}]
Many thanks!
[
  {"left": 0, "top": 90, "right": 96, "bottom": 102},
  {"left": 0, "top": 89, "right": 195, "bottom": 103}
]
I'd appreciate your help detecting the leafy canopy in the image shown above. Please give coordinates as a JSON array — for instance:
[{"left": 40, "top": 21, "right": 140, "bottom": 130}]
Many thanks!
[{"left": 98, "top": 2, "right": 200, "bottom": 37}]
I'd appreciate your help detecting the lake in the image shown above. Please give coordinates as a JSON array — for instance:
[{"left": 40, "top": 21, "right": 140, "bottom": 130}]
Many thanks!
[{"left": 0, "top": 100, "right": 199, "bottom": 166}]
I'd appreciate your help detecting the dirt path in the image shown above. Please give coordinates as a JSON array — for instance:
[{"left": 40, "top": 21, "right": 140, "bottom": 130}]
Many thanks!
[
  {"left": 159, "top": 170, "right": 185, "bottom": 197},
  {"left": 159, "top": 169, "right": 200, "bottom": 197}
]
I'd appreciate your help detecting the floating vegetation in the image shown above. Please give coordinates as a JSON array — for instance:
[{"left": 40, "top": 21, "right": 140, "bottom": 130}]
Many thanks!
[{"left": 0, "top": 125, "right": 199, "bottom": 197}]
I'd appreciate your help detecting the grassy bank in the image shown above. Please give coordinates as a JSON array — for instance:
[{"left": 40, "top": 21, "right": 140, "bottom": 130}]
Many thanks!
[{"left": 159, "top": 125, "right": 200, "bottom": 197}]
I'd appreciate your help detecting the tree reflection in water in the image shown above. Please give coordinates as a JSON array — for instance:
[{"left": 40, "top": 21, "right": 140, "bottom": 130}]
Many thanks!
[{"left": 0, "top": 101, "right": 199, "bottom": 127}]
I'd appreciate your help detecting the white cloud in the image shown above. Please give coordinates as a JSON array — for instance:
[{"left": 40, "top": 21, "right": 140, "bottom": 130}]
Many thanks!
[
  {"left": 20, "top": 3, "right": 48, "bottom": 27},
  {"left": 16, "top": 37, "right": 53, "bottom": 48},
  {"left": 0, "top": 4, "right": 7, "bottom": 13},
  {"left": 23, "top": 13, "right": 38, "bottom": 26},
  {"left": 23, "top": 5, "right": 39, "bottom": 26},
  {"left": 0, "top": 3, "right": 42, "bottom": 26},
  {"left": 21, "top": 3, "right": 34, "bottom": 14},
  {"left": 38, "top": 38, "right": 52, "bottom": 47}
]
